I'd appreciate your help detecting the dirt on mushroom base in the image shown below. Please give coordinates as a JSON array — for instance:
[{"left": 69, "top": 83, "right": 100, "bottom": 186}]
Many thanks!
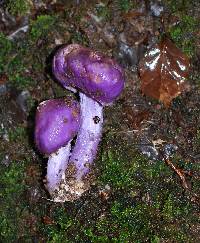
[
  {"left": 0, "top": 0, "right": 200, "bottom": 242},
  {"left": 50, "top": 161, "right": 96, "bottom": 202}
]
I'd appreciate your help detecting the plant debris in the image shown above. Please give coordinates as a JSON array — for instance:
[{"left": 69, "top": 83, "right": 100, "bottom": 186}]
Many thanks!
[
  {"left": 139, "top": 38, "right": 190, "bottom": 106},
  {"left": 165, "top": 158, "right": 190, "bottom": 189}
]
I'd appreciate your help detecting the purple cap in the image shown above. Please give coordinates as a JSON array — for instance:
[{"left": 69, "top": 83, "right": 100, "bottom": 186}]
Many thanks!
[
  {"left": 35, "top": 98, "right": 80, "bottom": 155},
  {"left": 53, "top": 44, "right": 125, "bottom": 105}
]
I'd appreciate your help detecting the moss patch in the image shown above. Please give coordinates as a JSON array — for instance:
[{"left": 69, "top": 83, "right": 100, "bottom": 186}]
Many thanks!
[
  {"left": 6, "top": 0, "right": 31, "bottom": 16},
  {"left": 37, "top": 146, "right": 200, "bottom": 242},
  {"left": 0, "top": 33, "right": 13, "bottom": 73},
  {"left": 0, "top": 160, "right": 27, "bottom": 241},
  {"left": 118, "top": 0, "right": 134, "bottom": 12},
  {"left": 30, "top": 15, "right": 57, "bottom": 41},
  {"left": 169, "top": 15, "right": 198, "bottom": 57}
]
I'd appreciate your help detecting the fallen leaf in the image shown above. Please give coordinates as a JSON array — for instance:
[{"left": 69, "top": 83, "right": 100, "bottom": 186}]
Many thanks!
[
  {"left": 123, "top": 107, "right": 151, "bottom": 129},
  {"left": 43, "top": 216, "right": 55, "bottom": 225},
  {"left": 139, "top": 38, "right": 190, "bottom": 106},
  {"left": 0, "top": 74, "right": 8, "bottom": 85}
]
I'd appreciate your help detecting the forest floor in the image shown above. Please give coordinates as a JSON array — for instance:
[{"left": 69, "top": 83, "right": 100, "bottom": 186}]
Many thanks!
[{"left": 0, "top": 0, "right": 200, "bottom": 242}]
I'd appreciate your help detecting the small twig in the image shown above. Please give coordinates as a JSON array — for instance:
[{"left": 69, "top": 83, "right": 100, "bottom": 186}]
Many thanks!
[
  {"left": 41, "top": 197, "right": 55, "bottom": 202},
  {"left": 7, "top": 25, "right": 29, "bottom": 40},
  {"left": 164, "top": 158, "right": 189, "bottom": 189},
  {"left": 109, "top": 127, "right": 150, "bottom": 134}
]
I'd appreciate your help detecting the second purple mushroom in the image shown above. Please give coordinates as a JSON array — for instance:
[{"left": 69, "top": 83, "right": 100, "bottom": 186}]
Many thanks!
[
  {"left": 34, "top": 98, "right": 80, "bottom": 201},
  {"left": 53, "top": 44, "right": 125, "bottom": 201}
]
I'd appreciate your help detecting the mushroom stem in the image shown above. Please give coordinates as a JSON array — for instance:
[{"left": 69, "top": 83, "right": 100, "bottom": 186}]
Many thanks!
[
  {"left": 46, "top": 142, "right": 72, "bottom": 195},
  {"left": 69, "top": 93, "right": 103, "bottom": 180}
]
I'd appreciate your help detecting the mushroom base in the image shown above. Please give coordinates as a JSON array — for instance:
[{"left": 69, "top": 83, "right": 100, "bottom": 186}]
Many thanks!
[
  {"left": 46, "top": 143, "right": 72, "bottom": 195},
  {"left": 50, "top": 162, "right": 95, "bottom": 202}
]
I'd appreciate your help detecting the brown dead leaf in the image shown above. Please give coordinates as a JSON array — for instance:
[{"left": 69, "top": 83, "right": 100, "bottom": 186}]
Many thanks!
[
  {"left": 123, "top": 107, "right": 151, "bottom": 129},
  {"left": 0, "top": 74, "right": 8, "bottom": 85},
  {"left": 43, "top": 216, "right": 55, "bottom": 225},
  {"left": 123, "top": 11, "right": 145, "bottom": 20},
  {"left": 139, "top": 38, "right": 190, "bottom": 106}
]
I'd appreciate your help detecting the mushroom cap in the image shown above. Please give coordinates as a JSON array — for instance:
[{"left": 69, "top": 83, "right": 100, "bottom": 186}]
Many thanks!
[
  {"left": 53, "top": 44, "right": 125, "bottom": 105},
  {"left": 35, "top": 98, "right": 80, "bottom": 155}
]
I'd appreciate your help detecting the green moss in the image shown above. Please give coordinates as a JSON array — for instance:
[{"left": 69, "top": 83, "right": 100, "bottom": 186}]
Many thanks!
[
  {"left": 0, "top": 34, "right": 36, "bottom": 89},
  {"left": 118, "top": 0, "right": 134, "bottom": 12},
  {"left": 1, "top": 13, "right": 67, "bottom": 90},
  {"left": 11, "top": 74, "right": 35, "bottom": 89},
  {"left": 71, "top": 30, "right": 89, "bottom": 46},
  {"left": 169, "top": 152, "right": 200, "bottom": 194},
  {"left": 151, "top": 235, "right": 160, "bottom": 243},
  {"left": 38, "top": 147, "right": 199, "bottom": 242},
  {"left": 165, "top": 0, "right": 192, "bottom": 13},
  {"left": 6, "top": 0, "right": 31, "bottom": 16},
  {"left": 91, "top": 192, "right": 192, "bottom": 242},
  {"left": 4, "top": 15, "right": 59, "bottom": 89},
  {"left": 194, "top": 129, "right": 200, "bottom": 146},
  {"left": 0, "top": 161, "right": 25, "bottom": 198},
  {"left": 96, "top": 5, "right": 111, "bottom": 20},
  {"left": 1, "top": 14, "right": 60, "bottom": 90},
  {"left": 99, "top": 148, "right": 173, "bottom": 191},
  {"left": 100, "top": 150, "right": 139, "bottom": 189},
  {"left": 169, "top": 15, "right": 198, "bottom": 57},
  {"left": 162, "top": 194, "right": 174, "bottom": 220},
  {"left": 40, "top": 207, "right": 73, "bottom": 242},
  {"left": 0, "top": 33, "right": 13, "bottom": 73},
  {"left": 30, "top": 15, "right": 57, "bottom": 41},
  {"left": 7, "top": 53, "right": 35, "bottom": 89},
  {"left": 0, "top": 160, "right": 27, "bottom": 241},
  {"left": 8, "top": 126, "right": 27, "bottom": 142},
  {"left": 88, "top": 199, "right": 190, "bottom": 241},
  {"left": 84, "top": 201, "right": 156, "bottom": 242},
  {"left": 95, "top": 146, "right": 199, "bottom": 241}
]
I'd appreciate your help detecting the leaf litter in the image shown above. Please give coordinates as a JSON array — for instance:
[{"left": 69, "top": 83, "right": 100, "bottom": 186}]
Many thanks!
[{"left": 139, "top": 38, "right": 190, "bottom": 106}]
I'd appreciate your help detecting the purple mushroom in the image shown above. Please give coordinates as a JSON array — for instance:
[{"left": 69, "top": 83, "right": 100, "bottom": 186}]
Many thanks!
[
  {"left": 34, "top": 98, "right": 80, "bottom": 201},
  {"left": 52, "top": 44, "right": 125, "bottom": 201}
]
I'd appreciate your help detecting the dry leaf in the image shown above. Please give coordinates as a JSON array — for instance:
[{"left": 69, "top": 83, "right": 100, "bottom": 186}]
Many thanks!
[
  {"left": 123, "top": 107, "right": 151, "bottom": 129},
  {"left": 0, "top": 74, "right": 8, "bottom": 85},
  {"left": 139, "top": 38, "right": 190, "bottom": 106},
  {"left": 43, "top": 216, "right": 55, "bottom": 225},
  {"left": 123, "top": 11, "right": 145, "bottom": 20}
]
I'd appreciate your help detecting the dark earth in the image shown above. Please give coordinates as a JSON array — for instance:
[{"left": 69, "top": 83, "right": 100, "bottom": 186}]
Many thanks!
[{"left": 0, "top": 0, "right": 200, "bottom": 242}]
